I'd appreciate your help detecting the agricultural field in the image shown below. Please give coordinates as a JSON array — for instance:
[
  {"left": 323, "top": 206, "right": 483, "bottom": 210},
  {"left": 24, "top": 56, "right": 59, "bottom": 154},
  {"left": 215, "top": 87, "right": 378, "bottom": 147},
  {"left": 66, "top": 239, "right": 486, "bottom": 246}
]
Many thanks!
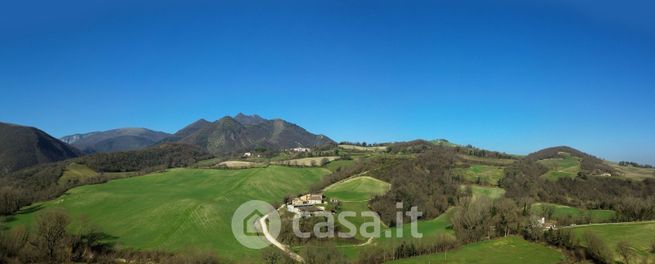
[
  {"left": 457, "top": 154, "right": 516, "bottom": 166},
  {"left": 610, "top": 163, "right": 655, "bottom": 180},
  {"left": 454, "top": 164, "right": 505, "bottom": 185},
  {"left": 323, "top": 176, "right": 391, "bottom": 240},
  {"left": 58, "top": 163, "right": 98, "bottom": 185},
  {"left": 216, "top": 160, "right": 264, "bottom": 169},
  {"left": 377, "top": 208, "right": 454, "bottom": 245},
  {"left": 323, "top": 159, "right": 356, "bottom": 172},
  {"left": 388, "top": 236, "right": 565, "bottom": 264},
  {"left": 566, "top": 221, "right": 655, "bottom": 258},
  {"left": 461, "top": 185, "right": 506, "bottom": 200},
  {"left": 531, "top": 203, "right": 616, "bottom": 223},
  {"left": 537, "top": 152, "right": 581, "bottom": 180},
  {"left": 272, "top": 156, "right": 340, "bottom": 167},
  {"left": 338, "top": 144, "right": 388, "bottom": 152},
  {"left": 2, "top": 166, "right": 330, "bottom": 263}
]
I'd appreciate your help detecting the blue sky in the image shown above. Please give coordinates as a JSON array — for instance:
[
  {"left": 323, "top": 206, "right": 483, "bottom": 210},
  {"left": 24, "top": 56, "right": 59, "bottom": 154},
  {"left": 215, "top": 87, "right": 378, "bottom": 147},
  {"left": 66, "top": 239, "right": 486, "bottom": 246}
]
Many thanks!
[{"left": 1, "top": 0, "right": 654, "bottom": 164}]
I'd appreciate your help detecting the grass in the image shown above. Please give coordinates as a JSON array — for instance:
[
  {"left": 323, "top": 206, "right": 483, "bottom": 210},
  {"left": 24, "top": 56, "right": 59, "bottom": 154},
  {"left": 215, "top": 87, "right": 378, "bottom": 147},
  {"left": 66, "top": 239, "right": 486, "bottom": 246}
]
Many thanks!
[
  {"left": 457, "top": 154, "right": 516, "bottom": 166},
  {"left": 58, "top": 163, "right": 97, "bottom": 185},
  {"left": 323, "top": 176, "right": 391, "bottom": 241},
  {"left": 454, "top": 165, "right": 505, "bottom": 185},
  {"left": 377, "top": 208, "right": 454, "bottom": 245},
  {"left": 531, "top": 203, "right": 616, "bottom": 223},
  {"left": 338, "top": 144, "right": 388, "bottom": 152},
  {"left": 324, "top": 176, "right": 390, "bottom": 202},
  {"left": 461, "top": 185, "right": 506, "bottom": 200},
  {"left": 216, "top": 160, "right": 264, "bottom": 169},
  {"left": 324, "top": 159, "right": 356, "bottom": 172},
  {"left": 388, "top": 236, "right": 565, "bottom": 264},
  {"left": 272, "top": 156, "right": 340, "bottom": 167},
  {"left": 610, "top": 163, "right": 655, "bottom": 180},
  {"left": 537, "top": 152, "right": 581, "bottom": 180},
  {"left": 3, "top": 166, "right": 330, "bottom": 263},
  {"left": 566, "top": 221, "right": 655, "bottom": 257}
]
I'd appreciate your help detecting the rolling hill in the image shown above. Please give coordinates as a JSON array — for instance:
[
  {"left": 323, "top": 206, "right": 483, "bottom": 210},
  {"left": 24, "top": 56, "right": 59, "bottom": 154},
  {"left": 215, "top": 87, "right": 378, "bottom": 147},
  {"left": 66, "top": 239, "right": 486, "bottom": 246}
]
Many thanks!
[
  {"left": 61, "top": 128, "right": 171, "bottom": 153},
  {"left": 0, "top": 122, "right": 80, "bottom": 174},
  {"left": 167, "top": 114, "right": 334, "bottom": 155}
]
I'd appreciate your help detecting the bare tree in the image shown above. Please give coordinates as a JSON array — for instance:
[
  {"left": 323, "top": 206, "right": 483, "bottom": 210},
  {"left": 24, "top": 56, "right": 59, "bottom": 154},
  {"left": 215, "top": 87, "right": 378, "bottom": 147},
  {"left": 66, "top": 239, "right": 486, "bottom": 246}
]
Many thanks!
[{"left": 34, "top": 210, "right": 70, "bottom": 263}]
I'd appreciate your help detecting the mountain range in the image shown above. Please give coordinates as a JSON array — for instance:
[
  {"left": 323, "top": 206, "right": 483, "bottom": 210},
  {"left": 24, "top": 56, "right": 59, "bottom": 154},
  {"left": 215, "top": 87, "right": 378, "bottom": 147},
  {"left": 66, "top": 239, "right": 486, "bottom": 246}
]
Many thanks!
[
  {"left": 60, "top": 128, "right": 171, "bottom": 153},
  {"left": 0, "top": 122, "right": 80, "bottom": 174},
  {"left": 0, "top": 114, "right": 333, "bottom": 173}
]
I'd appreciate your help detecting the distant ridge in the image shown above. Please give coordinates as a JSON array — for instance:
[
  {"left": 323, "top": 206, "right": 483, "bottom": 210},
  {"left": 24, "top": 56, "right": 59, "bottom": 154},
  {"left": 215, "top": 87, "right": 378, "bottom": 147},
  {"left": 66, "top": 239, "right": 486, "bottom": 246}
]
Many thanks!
[
  {"left": 61, "top": 128, "right": 171, "bottom": 153},
  {"left": 0, "top": 122, "right": 80, "bottom": 174},
  {"left": 169, "top": 114, "right": 334, "bottom": 155}
]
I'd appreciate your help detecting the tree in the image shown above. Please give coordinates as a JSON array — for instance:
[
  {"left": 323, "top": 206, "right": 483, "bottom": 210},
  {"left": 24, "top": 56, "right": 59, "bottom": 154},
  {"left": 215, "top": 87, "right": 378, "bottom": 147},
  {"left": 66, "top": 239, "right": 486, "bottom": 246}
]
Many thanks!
[
  {"left": 584, "top": 231, "right": 613, "bottom": 264},
  {"left": 616, "top": 240, "right": 634, "bottom": 264},
  {"left": 452, "top": 197, "right": 493, "bottom": 243},
  {"left": 34, "top": 210, "right": 71, "bottom": 263}
]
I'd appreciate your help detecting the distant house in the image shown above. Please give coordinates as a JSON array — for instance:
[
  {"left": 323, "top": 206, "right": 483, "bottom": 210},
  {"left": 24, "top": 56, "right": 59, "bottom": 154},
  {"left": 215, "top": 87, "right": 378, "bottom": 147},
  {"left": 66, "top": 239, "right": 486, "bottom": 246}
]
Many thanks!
[
  {"left": 600, "top": 172, "right": 612, "bottom": 177},
  {"left": 242, "top": 152, "right": 252, "bottom": 158},
  {"left": 290, "top": 147, "right": 311, "bottom": 153}
]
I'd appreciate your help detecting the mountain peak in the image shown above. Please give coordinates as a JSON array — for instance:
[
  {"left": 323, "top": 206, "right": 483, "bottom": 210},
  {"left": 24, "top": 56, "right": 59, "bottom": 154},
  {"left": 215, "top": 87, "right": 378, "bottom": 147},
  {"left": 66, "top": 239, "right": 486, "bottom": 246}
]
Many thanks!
[{"left": 234, "top": 113, "right": 267, "bottom": 126}]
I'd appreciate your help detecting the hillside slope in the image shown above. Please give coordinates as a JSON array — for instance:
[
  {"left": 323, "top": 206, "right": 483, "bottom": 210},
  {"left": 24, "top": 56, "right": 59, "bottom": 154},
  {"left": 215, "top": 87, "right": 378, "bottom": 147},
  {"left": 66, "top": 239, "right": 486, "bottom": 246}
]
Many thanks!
[
  {"left": 169, "top": 114, "right": 334, "bottom": 155},
  {"left": 61, "top": 128, "right": 171, "bottom": 153},
  {"left": 0, "top": 122, "right": 80, "bottom": 174}
]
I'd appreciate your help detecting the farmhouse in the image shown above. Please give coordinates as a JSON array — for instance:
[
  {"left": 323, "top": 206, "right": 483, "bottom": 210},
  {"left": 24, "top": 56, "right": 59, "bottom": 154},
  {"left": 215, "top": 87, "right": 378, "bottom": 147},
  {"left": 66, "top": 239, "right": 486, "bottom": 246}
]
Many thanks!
[
  {"left": 291, "top": 194, "right": 323, "bottom": 206},
  {"left": 290, "top": 147, "right": 311, "bottom": 152},
  {"left": 242, "top": 152, "right": 252, "bottom": 158}
]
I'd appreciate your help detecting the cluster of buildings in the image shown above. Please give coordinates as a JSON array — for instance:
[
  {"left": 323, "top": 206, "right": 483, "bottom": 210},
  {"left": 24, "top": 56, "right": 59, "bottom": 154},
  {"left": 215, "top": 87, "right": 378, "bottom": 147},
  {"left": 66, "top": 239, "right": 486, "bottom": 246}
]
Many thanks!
[
  {"left": 290, "top": 147, "right": 311, "bottom": 153},
  {"left": 286, "top": 193, "right": 328, "bottom": 217}
]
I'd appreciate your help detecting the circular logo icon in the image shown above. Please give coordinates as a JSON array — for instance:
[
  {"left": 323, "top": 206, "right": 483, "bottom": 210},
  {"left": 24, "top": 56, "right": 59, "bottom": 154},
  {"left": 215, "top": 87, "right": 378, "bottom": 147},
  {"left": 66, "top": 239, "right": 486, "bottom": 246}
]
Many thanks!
[{"left": 231, "top": 200, "right": 281, "bottom": 249}]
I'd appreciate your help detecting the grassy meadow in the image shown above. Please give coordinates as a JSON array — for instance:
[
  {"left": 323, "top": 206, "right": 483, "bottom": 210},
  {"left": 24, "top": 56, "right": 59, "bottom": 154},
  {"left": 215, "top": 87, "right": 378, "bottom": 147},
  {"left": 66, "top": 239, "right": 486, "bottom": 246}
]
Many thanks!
[
  {"left": 455, "top": 164, "right": 505, "bottom": 185},
  {"left": 537, "top": 153, "right": 581, "bottom": 180},
  {"left": 3, "top": 166, "right": 330, "bottom": 263},
  {"left": 387, "top": 236, "right": 565, "bottom": 264},
  {"left": 323, "top": 176, "right": 391, "bottom": 240},
  {"left": 566, "top": 221, "right": 655, "bottom": 257},
  {"left": 531, "top": 203, "right": 616, "bottom": 223}
]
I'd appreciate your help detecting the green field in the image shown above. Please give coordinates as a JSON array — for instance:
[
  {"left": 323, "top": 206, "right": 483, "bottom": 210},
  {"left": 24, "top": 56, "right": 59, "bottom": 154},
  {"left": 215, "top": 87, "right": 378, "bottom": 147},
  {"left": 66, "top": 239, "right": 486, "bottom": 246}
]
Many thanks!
[
  {"left": 455, "top": 165, "right": 505, "bottom": 185},
  {"left": 378, "top": 208, "right": 454, "bottom": 245},
  {"left": 457, "top": 154, "right": 516, "bottom": 166},
  {"left": 3, "top": 166, "right": 330, "bottom": 263},
  {"left": 323, "top": 176, "right": 391, "bottom": 241},
  {"left": 531, "top": 203, "right": 615, "bottom": 223},
  {"left": 461, "top": 185, "right": 506, "bottom": 200},
  {"left": 324, "top": 159, "right": 356, "bottom": 172},
  {"left": 610, "top": 163, "right": 655, "bottom": 180},
  {"left": 566, "top": 221, "right": 655, "bottom": 257},
  {"left": 537, "top": 153, "right": 581, "bottom": 180},
  {"left": 388, "top": 236, "right": 565, "bottom": 264},
  {"left": 58, "top": 163, "right": 98, "bottom": 185}
]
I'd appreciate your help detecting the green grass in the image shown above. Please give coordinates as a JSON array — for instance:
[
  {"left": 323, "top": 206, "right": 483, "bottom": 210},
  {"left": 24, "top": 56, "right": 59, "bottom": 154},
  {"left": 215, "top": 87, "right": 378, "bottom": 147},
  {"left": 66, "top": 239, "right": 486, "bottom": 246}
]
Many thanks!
[
  {"left": 388, "top": 236, "right": 566, "bottom": 264},
  {"left": 58, "top": 163, "right": 97, "bottom": 185},
  {"left": 457, "top": 154, "right": 516, "bottom": 166},
  {"left": 566, "top": 221, "right": 655, "bottom": 257},
  {"left": 610, "top": 163, "right": 655, "bottom": 180},
  {"left": 531, "top": 203, "right": 616, "bottom": 223},
  {"left": 461, "top": 185, "right": 506, "bottom": 200},
  {"left": 537, "top": 152, "right": 581, "bottom": 180},
  {"left": 455, "top": 165, "right": 505, "bottom": 185},
  {"left": 324, "top": 176, "right": 390, "bottom": 202},
  {"left": 3, "top": 166, "right": 330, "bottom": 263},
  {"left": 378, "top": 208, "right": 454, "bottom": 245},
  {"left": 323, "top": 176, "right": 391, "bottom": 241},
  {"left": 324, "top": 159, "right": 356, "bottom": 172}
]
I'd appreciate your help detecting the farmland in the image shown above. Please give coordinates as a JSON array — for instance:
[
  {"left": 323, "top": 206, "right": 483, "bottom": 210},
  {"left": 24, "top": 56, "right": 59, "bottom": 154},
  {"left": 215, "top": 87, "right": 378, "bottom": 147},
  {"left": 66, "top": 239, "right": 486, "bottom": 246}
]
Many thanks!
[
  {"left": 387, "top": 236, "right": 565, "bottom": 264},
  {"left": 566, "top": 221, "right": 655, "bottom": 257},
  {"left": 537, "top": 152, "right": 581, "bottom": 180},
  {"left": 454, "top": 164, "right": 505, "bottom": 185},
  {"left": 531, "top": 203, "right": 616, "bottom": 223},
  {"left": 3, "top": 166, "right": 330, "bottom": 262}
]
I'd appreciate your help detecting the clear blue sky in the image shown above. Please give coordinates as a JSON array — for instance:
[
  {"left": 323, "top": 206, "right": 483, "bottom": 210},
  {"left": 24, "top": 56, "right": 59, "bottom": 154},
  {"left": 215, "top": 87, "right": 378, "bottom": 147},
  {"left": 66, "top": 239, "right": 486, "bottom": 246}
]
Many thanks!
[{"left": 1, "top": 0, "right": 654, "bottom": 164}]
